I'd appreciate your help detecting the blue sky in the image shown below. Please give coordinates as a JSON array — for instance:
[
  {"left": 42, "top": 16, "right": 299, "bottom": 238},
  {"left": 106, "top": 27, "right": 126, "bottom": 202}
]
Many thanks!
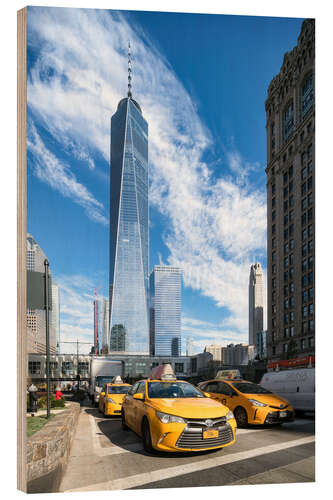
[{"left": 26, "top": 7, "right": 304, "bottom": 354}]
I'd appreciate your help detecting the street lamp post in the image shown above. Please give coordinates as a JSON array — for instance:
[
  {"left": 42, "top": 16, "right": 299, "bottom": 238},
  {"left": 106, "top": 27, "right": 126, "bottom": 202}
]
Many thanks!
[{"left": 44, "top": 259, "right": 51, "bottom": 419}]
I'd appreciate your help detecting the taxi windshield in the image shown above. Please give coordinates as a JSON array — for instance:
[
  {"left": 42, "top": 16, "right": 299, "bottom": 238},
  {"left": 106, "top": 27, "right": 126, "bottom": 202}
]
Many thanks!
[
  {"left": 148, "top": 382, "right": 205, "bottom": 399},
  {"left": 107, "top": 386, "right": 131, "bottom": 394},
  {"left": 231, "top": 382, "right": 272, "bottom": 394}
]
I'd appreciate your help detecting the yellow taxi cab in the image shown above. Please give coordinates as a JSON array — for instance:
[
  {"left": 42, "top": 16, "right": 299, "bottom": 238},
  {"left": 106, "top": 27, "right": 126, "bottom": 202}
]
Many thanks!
[
  {"left": 98, "top": 376, "right": 132, "bottom": 417},
  {"left": 121, "top": 364, "right": 237, "bottom": 453},
  {"left": 198, "top": 370, "right": 295, "bottom": 427}
]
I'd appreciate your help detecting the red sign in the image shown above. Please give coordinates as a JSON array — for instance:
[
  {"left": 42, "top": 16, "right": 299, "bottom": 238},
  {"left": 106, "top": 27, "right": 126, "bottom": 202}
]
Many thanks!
[{"left": 267, "top": 355, "right": 315, "bottom": 370}]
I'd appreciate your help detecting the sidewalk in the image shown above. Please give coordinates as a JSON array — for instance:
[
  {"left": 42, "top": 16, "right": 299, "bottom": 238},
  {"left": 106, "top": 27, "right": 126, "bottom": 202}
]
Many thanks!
[{"left": 26, "top": 405, "right": 69, "bottom": 417}]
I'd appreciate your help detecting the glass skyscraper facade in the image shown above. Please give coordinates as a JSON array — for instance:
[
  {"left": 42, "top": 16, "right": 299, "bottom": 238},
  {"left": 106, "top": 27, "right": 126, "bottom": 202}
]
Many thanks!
[
  {"left": 149, "top": 266, "right": 182, "bottom": 356},
  {"left": 109, "top": 97, "right": 149, "bottom": 354}
]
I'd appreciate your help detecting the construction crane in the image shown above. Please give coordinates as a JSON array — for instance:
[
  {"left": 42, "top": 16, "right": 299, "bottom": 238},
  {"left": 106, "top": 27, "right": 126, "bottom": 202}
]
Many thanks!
[{"left": 93, "top": 286, "right": 102, "bottom": 355}]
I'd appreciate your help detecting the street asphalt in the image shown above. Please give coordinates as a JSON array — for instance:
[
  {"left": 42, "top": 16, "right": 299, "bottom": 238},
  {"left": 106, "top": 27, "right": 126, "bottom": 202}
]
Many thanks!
[{"left": 58, "top": 402, "right": 315, "bottom": 493}]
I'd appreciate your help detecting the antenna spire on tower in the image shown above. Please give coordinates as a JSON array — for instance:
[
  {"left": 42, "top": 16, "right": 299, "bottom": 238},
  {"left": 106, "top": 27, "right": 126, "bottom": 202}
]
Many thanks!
[{"left": 127, "top": 41, "right": 132, "bottom": 98}]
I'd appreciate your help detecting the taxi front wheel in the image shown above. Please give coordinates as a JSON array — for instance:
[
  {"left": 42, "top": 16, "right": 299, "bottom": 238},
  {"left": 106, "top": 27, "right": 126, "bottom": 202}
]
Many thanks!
[
  {"left": 142, "top": 419, "right": 154, "bottom": 453},
  {"left": 121, "top": 410, "right": 129, "bottom": 431},
  {"left": 234, "top": 407, "right": 248, "bottom": 428}
]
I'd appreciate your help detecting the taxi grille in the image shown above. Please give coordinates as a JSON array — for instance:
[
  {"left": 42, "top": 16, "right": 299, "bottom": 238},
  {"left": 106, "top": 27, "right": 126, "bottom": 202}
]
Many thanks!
[
  {"left": 186, "top": 417, "right": 227, "bottom": 429},
  {"left": 176, "top": 423, "right": 233, "bottom": 449}
]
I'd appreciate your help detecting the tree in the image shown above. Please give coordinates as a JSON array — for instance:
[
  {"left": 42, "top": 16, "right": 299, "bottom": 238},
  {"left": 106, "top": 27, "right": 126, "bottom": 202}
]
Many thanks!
[{"left": 287, "top": 339, "right": 298, "bottom": 359}]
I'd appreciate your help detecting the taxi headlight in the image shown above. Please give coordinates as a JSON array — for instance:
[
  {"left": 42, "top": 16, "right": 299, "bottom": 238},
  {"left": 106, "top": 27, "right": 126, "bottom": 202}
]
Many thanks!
[
  {"left": 155, "top": 411, "right": 186, "bottom": 424},
  {"left": 226, "top": 410, "right": 234, "bottom": 420},
  {"left": 248, "top": 399, "right": 267, "bottom": 407},
  {"left": 107, "top": 398, "right": 115, "bottom": 403}
]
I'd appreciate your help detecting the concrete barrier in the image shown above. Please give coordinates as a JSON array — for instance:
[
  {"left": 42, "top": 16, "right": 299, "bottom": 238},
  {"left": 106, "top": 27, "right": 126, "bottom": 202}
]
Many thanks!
[{"left": 26, "top": 402, "right": 80, "bottom": 493}]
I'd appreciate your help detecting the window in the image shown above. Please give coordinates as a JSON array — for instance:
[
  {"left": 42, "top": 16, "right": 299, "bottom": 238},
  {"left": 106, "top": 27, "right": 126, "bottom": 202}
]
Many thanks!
[
  {"left": 272, "top": 224, "right": 276, "bottom": 235},
  {"left": 308, "top": 224, "right": 313, "bottom": 237},
  {"left": 308, "top": 240, "right": 313, "bottom": 252},
  {"left": 300, "top": 131, "right": 304, "bottom": 142},
  {"left": 289, "top": 282, "right": 294, "bottom": 293},
  {"left": 308, "top": 208, "right": 313, "bottom": 221},
  {"left": 284, "top": 256, "right": 289, "bottom": 268},
  {"left": 284, "top": 186, "right": 288, "bottom": 198},
  {"left": 308, "top": 256, "right": 313, "bottom": 269},
  {"left": 290, "top": 311, "right": 294, "bottom": 322},
  {"left": 290, "top": 297, "right": 294, "bottom": 308},
  {"left": 284, "top": 328, "right": 289, "bottom": 338},
  {"left": 308, "top": 192, "right": 313, "bottom": 206},
  {"left": 309, "top": 303, "right": 314, "bottom": 316},
  {"left": 302, "top": 167, "right": 307, "bottom": 180},
  {"left": 284, "top": 101, "right": 294, "bottom": 140},
  {"left": 289, "top": 224, "right": 294, "bottom": 237},
  {"left": 289, "top": 195, "right": 294, "bottom": 207},
  {"left": 284, "top": 229, "right": 288, "bottom": 240},
  {"left": 272, "top": 278, "right": 276, "bottom": 289},
  {"left": 302, "top": 244, "right": 307, "bottom": 257},
  {"left": 290, "top": 326, "right": 295, "bottom": 337},
  {"left": 302, "top": 183, "right": 307, "bottom": 196},
  {"left": 303, "top": 306, "right": 308, "bottom": 318},
  {"left": 283, "top": 343, "right": 288, "bottom": 353},
  {"left": 283, "top": 172, "right": 288, "bottom": 184},
  {"left": 28, "top": 361, "right": 41, "bottom": 375},
  {"left": 302, "top": 198, "right": 307, "bottom": 211},
  {"left": 302, "top": 213, "right": 307, "bottom": 226},
  {"left": 272, "top": 238, "right": 276, "bottom": 248},
  {"left": 284, "top": 299, "right": 289, "bottom": 310},
  {"left": 302, "top": 322, "right": 308, "bottom": 334},
  {"left": 301, "top": 339, "right": 306, "bottom": 350},
  {"left": 301, "top": 152, "right": 307, "bottom": 166},
  {"left": 284, "top": 215, "right": 288, "bottom": 226},
  {"left": 272, "top": 346, "right": 276, "bottom": 355},
  {"left": 272, "top": 197, "right": 276, "bottom": 208},
  {"left": 308, "top": 177, "right": 312, "bottom": 190},
  {"left": 308, "top": 161, "right": 313, "bottom": 174},
  {"left": 175, "top": 363, "right": 184, "bottom": 373},
  {"left": 302, "top": 275, "right": 307, "bottom": 287},
  {"left": 62, "top": 362, "right": 74, "bottom": 375},
  {"left": 290, "top": 239, "right": 294, "bottom": 250},
  {"left": 308, "top": 144, "right": 312, "bottom": 158},
  {"left": 302, "top": 229, "right": 307, "bottom": 241},
  {"left": 272, "top": 183, "right": 276, "bottom": 195},
  {"left": 289, "top": 210, "right": 294, "bottom": 222},
  {"left": 284, "top": 243, "right": 289, "bottom": 254},
  {"left": 307, "top": 122, "right": 312, "bottom": 134},
  {"left": 272, "top": 210, "right": 276, "bottom": 221},
  {"left": 289, "top": 180, "right": 293, "bottom": 193},
  {"left": 284, "top": 313, "right": 289, "bottom": 325},
  {"left": 309, "top": 287, "right": 314, "bottom": 300},
  {"left": 309, "top": 337, "right": 314, "bottom": 348},
  {"left": 272, "top": 291, "right": 276, "bottom": 302},
  {"left": 272, "top": 251, "right": 276, "bottom": 262},
  {"left": 290, "top": 253, "right": 294, "bottom": 265},
  {"left": 284, "top": 271, "right": 289, "bottom": 282},
  {"left": 308, "top": 271, "right": 313, "bottom": 284},
  {"left": 284, "top": 285, "right": 288, "bottom": 297},
  {"left": 309, "top": 319, "right": 314, "bottom": 331},
  {"left": 302, "top": 290, "right": 307, "bottom": 303},
  {"left": 272, "top": 264, "right": 276, "bottom": 274},
  {"left": 301, "top": 73, "right": 314, "bottom": 117},
  {"left": 289, "top": 165, "right": 293, "bottom": 177},
  {"left": 284, "top": 200, "right": 288, "bottom": 212}
]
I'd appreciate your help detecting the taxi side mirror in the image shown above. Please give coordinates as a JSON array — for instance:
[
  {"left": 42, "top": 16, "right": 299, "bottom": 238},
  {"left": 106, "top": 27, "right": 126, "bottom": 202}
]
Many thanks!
[
  {"left": 100, "top": 392, "right": 105, "bottom": 397},
  {"left": 203, "top": 392, "right": 211, "bottom": 398},
  {"left": 133, "top": 393, "right": 144, "bottom": 401}
]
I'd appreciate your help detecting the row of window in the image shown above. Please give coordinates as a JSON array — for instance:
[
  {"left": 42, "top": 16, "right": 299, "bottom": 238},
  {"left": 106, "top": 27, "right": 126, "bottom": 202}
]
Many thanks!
[
  {"left": 302, "top": 256, "right": 314, "bottom": 272},
  {"left": 302, "top": 224, "right": 313, "bottom": 240},
  {"left": 302, "top": 193, "right": 313, "bottom": 211},
  {"left": 301, "top": 162, "right": 313, "bottom": 180},
  {"left": 283, "top": 335, "right": 314, "bottom": 354},
  {"left": 28, "top": 361, "right": 89, "bottom": 375},
  {"left": 272, "top": 269, "right": 314, "bottom": 290}
]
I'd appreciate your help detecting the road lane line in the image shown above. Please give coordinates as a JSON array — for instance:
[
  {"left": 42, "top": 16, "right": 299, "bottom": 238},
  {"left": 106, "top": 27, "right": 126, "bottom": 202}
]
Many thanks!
[
  {"left": 65, "top": 434, "right": 315, "bottom": 492},
  {"left": 89, "top": 414, "right": 143, "bottom": 456}
]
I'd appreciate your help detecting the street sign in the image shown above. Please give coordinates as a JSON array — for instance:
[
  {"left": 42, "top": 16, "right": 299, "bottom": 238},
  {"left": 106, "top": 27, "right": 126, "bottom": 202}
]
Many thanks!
[{"left": 27, "top": 271, "right": 52, "bottom": 310}]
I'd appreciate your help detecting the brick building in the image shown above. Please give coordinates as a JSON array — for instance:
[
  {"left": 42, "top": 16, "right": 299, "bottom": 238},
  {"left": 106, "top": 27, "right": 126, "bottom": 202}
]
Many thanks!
[{"left": 265, "top": 20, "right": 315, "bottom": 361}]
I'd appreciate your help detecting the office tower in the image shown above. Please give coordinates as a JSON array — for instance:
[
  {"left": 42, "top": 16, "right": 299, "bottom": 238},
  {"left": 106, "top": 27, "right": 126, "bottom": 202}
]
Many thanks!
[
  {"left": 266, "top": 20, "right": 315, "bottom": 361},
  {"left": 204, "top": 344, "right": 222, "bottom": 361},
  {"left": 50, "top": 282, "right": 60, "bottom": 353},
  {"left": 149, "top": 266, "right": 182, "bottom": 356},
  {"left": 26, "top": 234, "right": 57, "bottom": 354},
  {"left": 186, "top": 335, "right": 194, "bottom": 356},
  {"left": 109, "top": 44, "right": 149, "bottom": 353},
  {"left": 221, "top": 344, "right": 255, "bottom": 365},
  {"left": 102, "top": 299, "right": 110, "bottom": 352},
  {"left": 249, "top": 262, "right": 264, "bottom": 345}
]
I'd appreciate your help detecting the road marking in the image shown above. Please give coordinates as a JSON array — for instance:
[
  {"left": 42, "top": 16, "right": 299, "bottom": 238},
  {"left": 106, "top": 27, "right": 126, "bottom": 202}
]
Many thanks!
[{"left": 65, "top": 434, "right": 315, "bottom": 492}]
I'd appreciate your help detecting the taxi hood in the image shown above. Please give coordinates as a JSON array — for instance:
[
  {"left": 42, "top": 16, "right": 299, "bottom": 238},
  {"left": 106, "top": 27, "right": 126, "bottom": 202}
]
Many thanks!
[{"left": 149, "top": 397, "right": 228, "bottom": 419}]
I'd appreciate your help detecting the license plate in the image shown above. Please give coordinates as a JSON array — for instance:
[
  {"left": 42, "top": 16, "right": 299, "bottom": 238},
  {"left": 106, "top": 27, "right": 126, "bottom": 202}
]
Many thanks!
[
  {"left": 280, "top": 411, "right": 287, "bottom": 418},
  {"left": 203, "top": 429, "right": 218, "bottom": 439}
]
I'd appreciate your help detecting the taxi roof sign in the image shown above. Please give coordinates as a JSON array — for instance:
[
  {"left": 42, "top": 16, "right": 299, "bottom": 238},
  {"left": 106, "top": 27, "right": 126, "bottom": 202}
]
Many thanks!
[
  {"left": 216, "top": 369, "right": 242, "bottom": 380},
  {"left": 111, "top": 375, "right": 123, "bottom": 384},
  {"left": 149, "top": 364, "right": 177, "bottom": 381}
]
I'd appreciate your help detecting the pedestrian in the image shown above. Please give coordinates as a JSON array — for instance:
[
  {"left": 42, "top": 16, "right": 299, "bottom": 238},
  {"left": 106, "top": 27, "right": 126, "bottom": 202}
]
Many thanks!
[
  {"left": 55, "top": 386, "right": 63, "bottom": 400},
  {"left": 28, "top": 384, "right": 38, "bottom": 416}
]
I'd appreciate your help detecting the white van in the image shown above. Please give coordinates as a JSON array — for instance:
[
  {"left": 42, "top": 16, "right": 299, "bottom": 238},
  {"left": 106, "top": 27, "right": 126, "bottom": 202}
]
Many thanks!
[{"left": 260, "top": 368, "right": 315, "bottom": 413}]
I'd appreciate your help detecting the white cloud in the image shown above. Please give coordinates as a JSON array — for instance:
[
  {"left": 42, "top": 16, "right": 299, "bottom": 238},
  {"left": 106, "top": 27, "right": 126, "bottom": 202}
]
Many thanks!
[{"left": 28, "top": 7, "right": 267, "bottom": 346}]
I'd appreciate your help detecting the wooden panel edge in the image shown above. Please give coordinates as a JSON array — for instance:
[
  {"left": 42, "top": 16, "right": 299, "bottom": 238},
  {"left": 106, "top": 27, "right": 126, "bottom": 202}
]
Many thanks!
[{"left": 17, "top": 6, "right": 27, "bottom": 493}]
